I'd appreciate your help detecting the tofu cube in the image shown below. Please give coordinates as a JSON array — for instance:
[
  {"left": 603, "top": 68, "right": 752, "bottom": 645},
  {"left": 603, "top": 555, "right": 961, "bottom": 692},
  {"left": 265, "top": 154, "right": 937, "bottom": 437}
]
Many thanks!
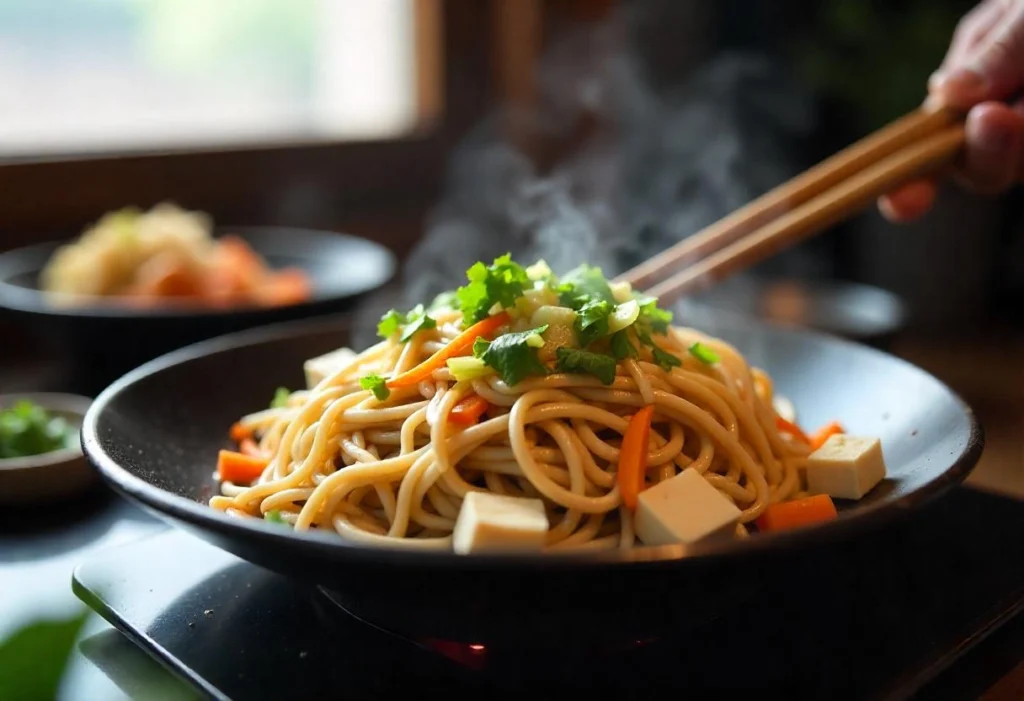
[
  {"left": 452, "top": 492, "right": 549, "bottom": 554},
  {"left": 303, "top": 347, "right": 357, "bottom": 389},
  {"left": 806, "top": 435, "right": 887, "bottom": 500},
  {"left": 635, "top": 468, "right": 742, "bottom": 546}
]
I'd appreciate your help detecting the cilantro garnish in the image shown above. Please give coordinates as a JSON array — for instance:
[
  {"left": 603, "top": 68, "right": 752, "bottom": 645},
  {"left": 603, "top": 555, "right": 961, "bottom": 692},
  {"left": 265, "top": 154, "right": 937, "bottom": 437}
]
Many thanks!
[
  {"left": 473, "top": 326, "right": 548, "bottom": 386},
  {"left": 557, "top": 264, "right": 616, "bottom": 309},
  {"left": 456, "top": 254, "right": 531, "bottom": 325},
  {"left": 688, "top": 342, "right": 720, "bottom": 365},
  {"left": 359, "top": 374, "right": 391, "bottom": 401},
  {"left": 610, "top": 330, "right": 638, "bottom": 360},
  {"left": 636, "top": 328, "right": 682, "bottom": 372},
  {"left": 376, "top": 304, "right": 437, "bottom": 342},
  {"left": 635, "top": 295, "right": 673, "bottom": 333},
  {"left": 574, "top": 299, "right": 613, "bottom": 346},
  {"left": 555, "top": 348, "right": 617, "bottom": 385},
  {"left": 270, "top": 387, "right": 290, "bottom": 409}
]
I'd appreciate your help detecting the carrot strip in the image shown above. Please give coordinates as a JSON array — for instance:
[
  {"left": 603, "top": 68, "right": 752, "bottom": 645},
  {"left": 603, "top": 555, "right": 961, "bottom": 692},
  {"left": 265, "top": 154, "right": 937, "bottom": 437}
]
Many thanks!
[
  {"left": 809, "top": 421, "right": 845, "bottom": 451},
  {"left": 618, "top": 405, "right": 654, "bottom": 510},
  {"left": 217, "top": 450, "right": 269, "bottom": 484},
  {"left": 775, "top": 416, "right": 810, "bottom": 444},
  {"left": 229, "top": 422, "right": 252, "bottom": 442},
  {"left": 449, "top": 394, "right": 490, "bottom": 425},
  {"left": 238, "top": 438, "right": 266, "bottom": 458},
  {"left": 756, "top": 494, "right": 838, "bottom": 533},
  {"left": 387, "top": 312, "right": 510, "bottom": 389}
]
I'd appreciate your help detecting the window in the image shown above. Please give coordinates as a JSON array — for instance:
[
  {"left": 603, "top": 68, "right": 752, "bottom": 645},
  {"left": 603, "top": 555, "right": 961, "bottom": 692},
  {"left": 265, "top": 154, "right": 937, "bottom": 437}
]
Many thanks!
[{"left": 0, "top": 0, "right": 441, "bottom": 158}]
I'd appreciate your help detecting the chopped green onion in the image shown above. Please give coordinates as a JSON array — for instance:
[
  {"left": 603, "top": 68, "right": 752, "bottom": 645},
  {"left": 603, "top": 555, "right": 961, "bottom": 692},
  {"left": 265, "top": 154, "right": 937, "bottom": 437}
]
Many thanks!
[
  {"left": 688, "top": 342, "right": 720, "bottom": 365},
  {"left": 270, "top": 387, "right": 290, "bottom": 409},
  {"left": 359, "top": 374, "right": 391, "bottom": 401},
  {"left": 446, "top": 356, "right": 494, "bottom": 382}
]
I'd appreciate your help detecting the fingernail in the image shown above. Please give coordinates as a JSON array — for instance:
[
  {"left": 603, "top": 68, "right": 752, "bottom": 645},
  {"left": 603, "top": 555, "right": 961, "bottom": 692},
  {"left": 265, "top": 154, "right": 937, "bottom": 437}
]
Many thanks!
[{"left": 931, "top": 68, "right": 989, "bottom": 106}]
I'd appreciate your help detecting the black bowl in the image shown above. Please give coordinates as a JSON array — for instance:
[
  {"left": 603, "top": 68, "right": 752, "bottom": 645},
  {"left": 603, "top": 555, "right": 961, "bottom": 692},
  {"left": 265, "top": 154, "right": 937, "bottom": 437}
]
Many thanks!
[
  {"left": 0, "top": 227, "right": 395, "bottom": 395},
  {"left": 82, "top": 314, "right": 983, "bottom": 645}
]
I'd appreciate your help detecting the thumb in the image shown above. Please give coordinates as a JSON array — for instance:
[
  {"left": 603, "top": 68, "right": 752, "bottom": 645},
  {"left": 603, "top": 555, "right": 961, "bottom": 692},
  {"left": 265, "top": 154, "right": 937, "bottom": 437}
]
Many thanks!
[{"left": 931, "top": 3, "right": 1024, "bottom": 109}]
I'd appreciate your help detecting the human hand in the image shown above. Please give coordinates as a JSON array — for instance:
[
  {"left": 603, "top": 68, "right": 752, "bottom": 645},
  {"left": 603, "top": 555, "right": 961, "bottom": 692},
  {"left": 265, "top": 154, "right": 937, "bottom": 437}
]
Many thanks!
[{"left": 879, "top": 0, "right": 1024, "bottom": 222}]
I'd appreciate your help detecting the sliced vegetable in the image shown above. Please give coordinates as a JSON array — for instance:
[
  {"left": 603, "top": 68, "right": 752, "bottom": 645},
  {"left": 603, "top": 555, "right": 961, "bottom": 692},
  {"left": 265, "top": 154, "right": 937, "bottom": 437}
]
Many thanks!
[
  {"left": 449, "top": 395, "right": 490, "bottom": 425},
  {"left": 530, "top": 305, "right": 577, "bottom": 327},
  {"left": 388, "top": 312, "right": 511, "bottom": 388},
  {"left": 809, "top": 421, "right": 845, "bottom": 451},
  {"left": 229, "top": 421, "right": 252, "bottom": 443},
  {"left": 446, "top": 356, "right": 494, "bottom": 382},
  {"left": 525, "top": 260, "right": 554, "bottom": 282},
  {"left": 217, "top": 450, "right": 269, "bottom": 484},
  {"left": 360, "top": 374, "right": 391, "bottom": 401},
  {"left": 473, "top": 325, "right": 548, "bottom": 386},
  {"left": 555, "top": 348, "right": 617, "bottom": 385},
  {"left": 756, "top": 494, "right": 838, "bottom": 533},
  {"left": 270, "top": 387, "right": 290, "bottom": 408},
  {"left": 618, "top": 405, "right": 654, "bottom": 509},
  {"left": 607, "top": 299, "right": 640, "bottom": 333},
  {"left": 456, "top": 255, "right": 531, "bottom": 325},
  {"left": 775, "top": 416, "right": 810, "bottom": 445},
  {"left": 688, "top": 342, "right": 720, "bottom": 365}
]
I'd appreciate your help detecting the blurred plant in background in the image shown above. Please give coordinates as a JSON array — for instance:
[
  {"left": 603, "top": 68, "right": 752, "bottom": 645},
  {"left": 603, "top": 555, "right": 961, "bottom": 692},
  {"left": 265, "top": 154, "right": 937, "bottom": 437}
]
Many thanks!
[
  {"left": 796, "top": 0, "right": 975, "bottom": 132},
  {"left": 0, "top": 611, "right": 88, "bottom": 701}
]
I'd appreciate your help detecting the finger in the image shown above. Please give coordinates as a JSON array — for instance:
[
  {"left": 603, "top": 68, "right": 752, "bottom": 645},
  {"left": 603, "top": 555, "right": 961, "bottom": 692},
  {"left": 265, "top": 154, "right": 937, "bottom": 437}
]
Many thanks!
[
  {"left": 1014, "top": 96, "right": 1024, "bottom": 181},
  {"left": 956, "top": 101, "right": 1024, "bottom": 193},
  {"left": 938, "top": 0, "right": 1008, "bottom": 72},
  {"left": 878, "top": 179, "right": 938, "bottom": 223}
]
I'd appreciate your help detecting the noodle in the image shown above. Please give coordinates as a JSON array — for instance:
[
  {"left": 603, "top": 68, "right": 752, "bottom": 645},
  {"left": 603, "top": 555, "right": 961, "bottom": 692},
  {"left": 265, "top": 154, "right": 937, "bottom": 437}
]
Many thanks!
[{"left": 210, "top": 257, "right": 832, "bottom": 552}]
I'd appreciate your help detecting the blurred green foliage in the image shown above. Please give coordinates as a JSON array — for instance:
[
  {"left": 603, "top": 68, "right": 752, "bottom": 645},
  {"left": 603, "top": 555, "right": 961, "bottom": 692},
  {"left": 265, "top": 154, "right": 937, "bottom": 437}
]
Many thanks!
[
  {"left": 797, "top": 0, "right": 974, "bottom": 131},
  {"left": 0, "top": 612, "right": 88, "bottom": 701}
]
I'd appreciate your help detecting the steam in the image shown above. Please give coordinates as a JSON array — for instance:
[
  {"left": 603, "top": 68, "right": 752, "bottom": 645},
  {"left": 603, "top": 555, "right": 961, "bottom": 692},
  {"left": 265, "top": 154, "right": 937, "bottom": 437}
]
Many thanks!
[{"left": 354, "top": 13, "right": 814, "bottom": 348}]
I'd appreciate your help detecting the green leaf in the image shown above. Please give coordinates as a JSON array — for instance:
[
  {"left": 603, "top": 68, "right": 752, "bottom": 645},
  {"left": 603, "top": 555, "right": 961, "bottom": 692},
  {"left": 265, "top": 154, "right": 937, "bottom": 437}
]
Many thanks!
[
  {"left": 455, "top": 254, "right": 531, "bottom": 325},
  {"left": 635, "top": 295, "right": 673, "bottom": 333},
  {"left": 574, "top": 299, "right": 613, "bottom": 347},
  {"left": 376, "top": 309, "right": 406, "bottom": 339},
  {"left": 556, "top": 264, "right": 615, "bottom": 309},
  {"left": 398, "top": 304, "right": 437, "bottom": 343},
  {"left": 555, "top": 348, "right": 617, "bottom": 385},
  {"left": 688, "top": 342, "right": 720, "bottom": 365},
  {"left": 610, "top": 330, "right": 638, "bottom": 360},
  {"left": 474, "top": 326, "right": 549, "bottom": 386},
  {"left": 0, "top": 610, "right": 89, "bottom": 701},
  {"left": 635, "top": 328, "right": 682, "bottom": 372},
  {"left": 269, "top": 387, "right": 290, "bottom": 408},
  {"left": 359, "top": 374, "right": 391, "bottom": 401}
]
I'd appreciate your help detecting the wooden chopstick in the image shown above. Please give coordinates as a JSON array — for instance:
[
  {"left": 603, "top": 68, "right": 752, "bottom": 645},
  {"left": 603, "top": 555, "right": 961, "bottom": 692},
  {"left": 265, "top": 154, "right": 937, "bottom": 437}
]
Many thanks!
[{"left": 615, "top": 104, "right": 963, "bottom": 299}]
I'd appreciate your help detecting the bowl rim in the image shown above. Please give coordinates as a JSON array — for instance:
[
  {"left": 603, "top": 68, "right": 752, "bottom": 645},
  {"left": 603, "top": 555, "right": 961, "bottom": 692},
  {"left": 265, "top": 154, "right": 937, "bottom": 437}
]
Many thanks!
[
  {"left": 0, "top": 392, "right": 90, "bottom": 471},
  {"left": 0, "top": 225, "right": 396, "bottom": 320},
  {"left": 81, "top": 315, "right": 985, "bottom": 571}
]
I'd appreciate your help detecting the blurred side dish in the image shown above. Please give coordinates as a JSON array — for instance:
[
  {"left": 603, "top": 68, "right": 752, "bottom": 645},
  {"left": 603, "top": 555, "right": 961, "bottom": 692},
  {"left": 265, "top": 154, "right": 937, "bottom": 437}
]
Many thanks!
[{"left": 40, "top": 203, "right": 311, "bottom": 308}]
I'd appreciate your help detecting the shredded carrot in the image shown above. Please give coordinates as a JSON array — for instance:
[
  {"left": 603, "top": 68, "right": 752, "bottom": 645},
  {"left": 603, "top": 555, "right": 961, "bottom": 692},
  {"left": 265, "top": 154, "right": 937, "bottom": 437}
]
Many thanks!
[
  {"left": 756, "top": 494, "right": 838, "bottom": 533},
  {"left": 449, "top": 394, "right": 490, "bottom": 425},
  {"left": 618, "top": 405, "right": 654, "bottom": 510},
  {"left": 775, "top": 416, "right": 810, "bottom": 444},
  {"left": 217, "top": 450, "right": 269, "bottom": 484},
  {"left": 809, "top": 421, "right": 845, "bottom": 451},
  {"left": 387, "top": 312, "right": 510, "bottom": 389},
  {"left": 238, "top": 437, "right": 266, "bottom": 458},
  {"left": 229, "top": 422, "right": 252, "bottom": 442}
]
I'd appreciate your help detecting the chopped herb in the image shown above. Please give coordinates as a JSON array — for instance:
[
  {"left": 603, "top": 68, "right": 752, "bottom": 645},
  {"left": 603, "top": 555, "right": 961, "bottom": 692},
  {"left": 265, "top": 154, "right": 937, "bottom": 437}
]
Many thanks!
[
  {"left": 635, "top": 295, "right": 673, "bottom": 333},
  {"left": 610, "top": 330, "right": 638, "bottom": 360},
  {"left": 0, "top": 400, "right": 71, "bottom": 460},
  {"left": 555, "top": 348, "right": 617, "bottom": 385},
  {"left": 456, "top": 254, "right": 531, "bottom": 325},
  {"left": 688, "top": 342, "right": 720, "bottom": 365},
  {"left": 359, "top": 374, "right": 391, "bottom": 401},
  {"left": 473, "top": 326, "right": 548, "bottom": 386},
  {"left": 557, "top": 264, "right": 616, "bottom": 309},
  {"left": 398, "top": 304, "right": 437, "bottom": 342},
  {"left": 635, "top": 328, "right": 682, "bottom": 372},
  {"left": 265, "top": 509, "right": 287, "bottom": 525},
  {"left": 377, "top": 304, "right": 437, "bottom": 342},
  {"left": 377, "top": 309, "right": 406, "bottom": 338},
  {"left": 574, "top": 299, "right": 613, "bottom": 346},
  {"left": 270, "top": 387, "right": 290, "bottom": 409}
]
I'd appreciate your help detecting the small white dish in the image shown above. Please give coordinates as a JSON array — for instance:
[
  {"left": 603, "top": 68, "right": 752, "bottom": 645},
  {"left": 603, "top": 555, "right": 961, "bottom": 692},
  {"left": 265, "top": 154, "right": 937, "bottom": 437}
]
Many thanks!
[{"left": 0, "top": 392, "right": 95, "bottom": 503}]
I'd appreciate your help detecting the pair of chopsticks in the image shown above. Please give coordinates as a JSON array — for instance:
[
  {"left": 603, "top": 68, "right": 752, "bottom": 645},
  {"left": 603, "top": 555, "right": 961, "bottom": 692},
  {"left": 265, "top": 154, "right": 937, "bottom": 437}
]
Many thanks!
[{"left": 615, "top": 104, "right": 966, "bottom": 303}]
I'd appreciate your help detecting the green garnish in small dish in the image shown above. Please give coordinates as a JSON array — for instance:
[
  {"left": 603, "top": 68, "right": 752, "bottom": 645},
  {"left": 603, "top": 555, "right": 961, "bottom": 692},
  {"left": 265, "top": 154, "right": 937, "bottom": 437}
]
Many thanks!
[{"left": 0, "top": 400, "right": 72, "bottom": 460}]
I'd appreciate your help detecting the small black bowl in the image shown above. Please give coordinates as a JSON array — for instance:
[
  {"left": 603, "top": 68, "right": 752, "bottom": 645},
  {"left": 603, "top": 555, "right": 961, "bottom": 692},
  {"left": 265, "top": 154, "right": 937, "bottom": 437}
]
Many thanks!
[
  {"left": 0, "top": 227, "right": 395, "bottom": 395},
  {"left": 82, "top": 314, "right": 983, "bottom": 645}
]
